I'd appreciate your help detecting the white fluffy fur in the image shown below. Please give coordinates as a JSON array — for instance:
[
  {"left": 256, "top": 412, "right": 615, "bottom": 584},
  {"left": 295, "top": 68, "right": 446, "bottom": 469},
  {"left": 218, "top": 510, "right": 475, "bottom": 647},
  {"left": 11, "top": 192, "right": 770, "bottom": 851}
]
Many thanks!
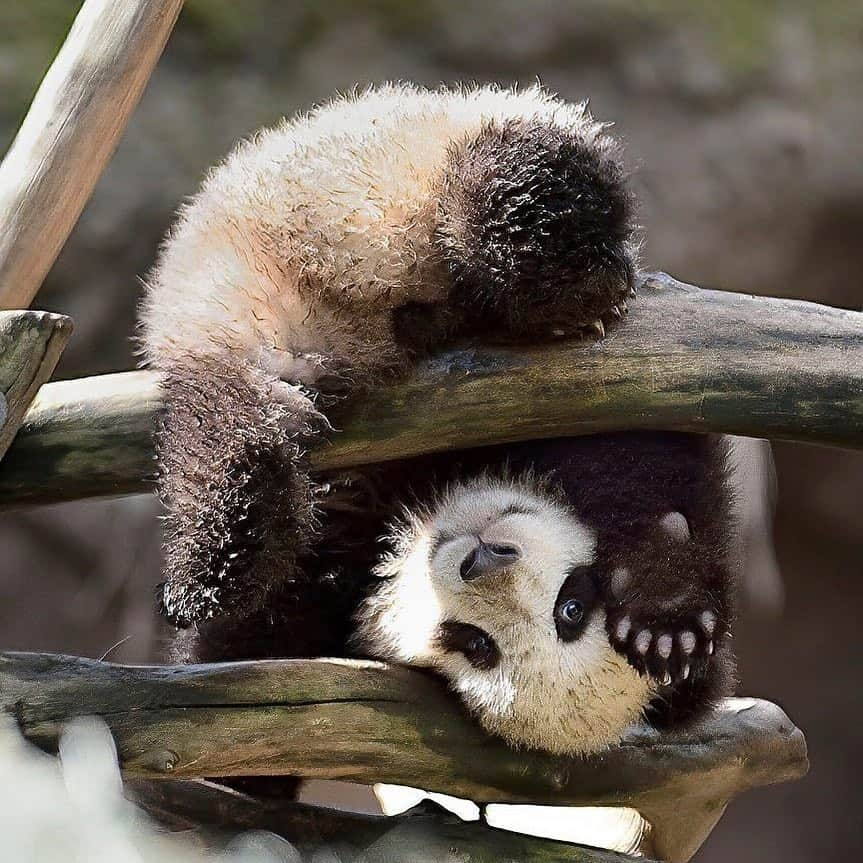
[
  {"left": 139, "top": 83, "right": 605, "bottom": 382},
  {"left": 354, "top": 478, "right": 655, "bottom": 756},
  {"left": 0, "top": 716, "right": 298, "bottom": 863}
]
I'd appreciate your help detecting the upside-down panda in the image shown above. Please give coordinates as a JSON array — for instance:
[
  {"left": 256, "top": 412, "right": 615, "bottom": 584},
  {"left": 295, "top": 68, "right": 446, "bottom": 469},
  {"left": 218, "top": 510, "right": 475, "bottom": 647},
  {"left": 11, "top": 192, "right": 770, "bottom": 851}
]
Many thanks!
[{"left": 140, "top": 83, "right": 735, "bottom": 757}]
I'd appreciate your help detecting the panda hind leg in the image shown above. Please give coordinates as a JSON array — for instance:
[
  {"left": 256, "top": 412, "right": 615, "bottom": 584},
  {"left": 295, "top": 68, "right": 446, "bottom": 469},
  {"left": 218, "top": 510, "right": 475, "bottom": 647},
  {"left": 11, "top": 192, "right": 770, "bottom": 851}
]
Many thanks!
[{"left": 156, "top": 355, "right": 326, "bottom": 631}]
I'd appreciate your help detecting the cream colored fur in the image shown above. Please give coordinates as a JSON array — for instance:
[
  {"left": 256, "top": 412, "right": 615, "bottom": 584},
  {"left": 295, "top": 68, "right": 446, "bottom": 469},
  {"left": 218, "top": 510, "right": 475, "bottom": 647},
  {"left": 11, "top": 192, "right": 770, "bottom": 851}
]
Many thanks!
[
  {"left": 354, "top": 478, "right": 655, "bottom": 756},
  {"left": 139, "top": 83, "right": 607, "bottom": 383}
]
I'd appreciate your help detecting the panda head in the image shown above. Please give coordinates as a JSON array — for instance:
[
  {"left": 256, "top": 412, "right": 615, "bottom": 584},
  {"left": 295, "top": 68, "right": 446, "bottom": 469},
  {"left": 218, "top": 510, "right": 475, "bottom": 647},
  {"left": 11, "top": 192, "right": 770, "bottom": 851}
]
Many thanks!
[{"left": 353, "top": 475, "right": 654, "bottom": 755}]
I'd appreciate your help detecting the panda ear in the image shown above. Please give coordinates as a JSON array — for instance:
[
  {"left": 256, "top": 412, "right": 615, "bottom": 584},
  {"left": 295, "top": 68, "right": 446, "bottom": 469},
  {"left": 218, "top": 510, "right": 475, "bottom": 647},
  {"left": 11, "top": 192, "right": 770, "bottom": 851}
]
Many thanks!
[{"left": 658, "top": 511, "right": 691, "bottom": 542}]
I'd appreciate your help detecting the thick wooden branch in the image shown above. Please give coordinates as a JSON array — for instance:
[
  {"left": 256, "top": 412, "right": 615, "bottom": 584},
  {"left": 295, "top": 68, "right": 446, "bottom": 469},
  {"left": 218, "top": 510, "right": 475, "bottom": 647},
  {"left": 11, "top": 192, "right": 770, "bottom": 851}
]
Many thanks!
[
  {"left": 0, "top": 311, "right": 72, "bottom": 460},
  {"left": 0, "top": 0, "right": 184, "bottom": 308},
  {"left": 1, "top": 652, "right": 808, "bottom": 863},
  {"left": 1, "top": 273, "right": 860, "bottom": 507},
  {"left": 129, "top": 780, "right": 644, "bottom": 862}
]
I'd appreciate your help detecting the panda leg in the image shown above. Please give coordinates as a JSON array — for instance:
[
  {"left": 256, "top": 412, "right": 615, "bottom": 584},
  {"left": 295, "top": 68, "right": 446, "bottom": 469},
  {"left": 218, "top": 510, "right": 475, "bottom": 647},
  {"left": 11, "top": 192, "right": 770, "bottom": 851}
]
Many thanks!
[{"left": 156, "top": 356, "right": 324, "bottom": 630}]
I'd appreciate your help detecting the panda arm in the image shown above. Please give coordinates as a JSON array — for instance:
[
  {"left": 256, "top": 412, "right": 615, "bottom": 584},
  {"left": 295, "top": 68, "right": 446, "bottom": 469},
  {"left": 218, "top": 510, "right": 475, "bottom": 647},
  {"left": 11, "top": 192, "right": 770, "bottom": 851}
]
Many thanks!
[
  {"left": 156, "top": 355, "right": 322, "bottom": 629},
  {"left": 580, "top": 433, "right": 736, "bottom": 693}
]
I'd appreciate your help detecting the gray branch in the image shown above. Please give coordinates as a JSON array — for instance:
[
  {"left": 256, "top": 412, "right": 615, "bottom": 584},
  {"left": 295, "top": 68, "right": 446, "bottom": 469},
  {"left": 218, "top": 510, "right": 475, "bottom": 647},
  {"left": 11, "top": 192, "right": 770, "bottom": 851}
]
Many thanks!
[
  {"left": 1, "top": 651, "right": 808, "bottom": 863},
  {"left": 1, "top": 272, "right": 861, "bottom": 508},
  {"left": 0, "top": 0, "right": 184, "bottom": 308},
  {"left": 0, "top": 311, "right": 72, "bottom": 461}
]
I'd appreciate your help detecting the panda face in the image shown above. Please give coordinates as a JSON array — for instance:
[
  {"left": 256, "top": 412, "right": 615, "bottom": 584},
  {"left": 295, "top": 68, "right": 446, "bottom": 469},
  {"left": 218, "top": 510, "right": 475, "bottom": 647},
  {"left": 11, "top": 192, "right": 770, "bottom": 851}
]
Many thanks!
[{"left": 353, "top": 479, "right": 655, "bottom": 755}]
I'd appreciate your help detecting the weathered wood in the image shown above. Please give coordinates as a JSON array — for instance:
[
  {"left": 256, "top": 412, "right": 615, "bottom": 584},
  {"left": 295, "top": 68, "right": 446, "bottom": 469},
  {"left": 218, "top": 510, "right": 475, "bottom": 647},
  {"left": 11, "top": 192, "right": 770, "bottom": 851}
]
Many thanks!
[
  {"left": 1, "top": 272, "right": 860, "bottom": 507},
  {"left": 0, "top": 311, "right": 72, "bottom": 461},
  {"left": 129, "top": 780, "right": 645, "bottom": 863},
  {"left": 0, "top": 0, "right": 184, "bottom": 308},
  {"left": 1, "top": 651, "right": 808, "bottom": 863}
]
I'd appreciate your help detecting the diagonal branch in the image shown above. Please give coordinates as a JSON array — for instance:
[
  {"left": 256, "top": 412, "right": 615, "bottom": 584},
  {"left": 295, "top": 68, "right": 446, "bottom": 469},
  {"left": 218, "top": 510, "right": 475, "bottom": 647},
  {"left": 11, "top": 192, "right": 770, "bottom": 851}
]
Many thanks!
[
  {"left": 1, "top": 272, "right": 861, "bottom": 508},
  {"left": 0, "top": 0, "right": 184, "bottom": 308},
  {"left": 1, "top": 651, "right": 808, "bottom": 863}
]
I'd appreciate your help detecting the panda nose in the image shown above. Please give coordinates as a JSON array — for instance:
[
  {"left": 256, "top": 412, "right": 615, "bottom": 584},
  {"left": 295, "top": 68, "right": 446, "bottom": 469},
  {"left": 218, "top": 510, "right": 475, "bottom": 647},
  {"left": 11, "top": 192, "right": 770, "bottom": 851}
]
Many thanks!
[{"left": 460, "top": 540, "right": 521, "bottom": 581}]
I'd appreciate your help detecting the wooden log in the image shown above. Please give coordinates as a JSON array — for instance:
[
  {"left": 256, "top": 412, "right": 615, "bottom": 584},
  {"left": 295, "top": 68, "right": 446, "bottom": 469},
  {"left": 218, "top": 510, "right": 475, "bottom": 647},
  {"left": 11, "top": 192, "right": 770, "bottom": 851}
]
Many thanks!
[
  {"left": 1, "top": 651, "right": 808, "bottom": 863},
  {"left": 128, "top": 780, "right": 645, "bottom": 862},
  {"left": 1, "top": 273, "right": 861, "bottom": 507},
  {"left": 0, "top": 311, "right": 72, "bottom": 460},
  {"left": 0, "top": 0, "right": 184, "bottom": 309}
]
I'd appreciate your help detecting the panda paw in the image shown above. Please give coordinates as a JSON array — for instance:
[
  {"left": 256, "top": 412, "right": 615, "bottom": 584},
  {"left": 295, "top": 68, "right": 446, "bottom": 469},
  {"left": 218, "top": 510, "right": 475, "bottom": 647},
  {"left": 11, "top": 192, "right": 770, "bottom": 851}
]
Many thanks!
[{"left": 606, "top": 603, "right": 721, "bottom": 687}]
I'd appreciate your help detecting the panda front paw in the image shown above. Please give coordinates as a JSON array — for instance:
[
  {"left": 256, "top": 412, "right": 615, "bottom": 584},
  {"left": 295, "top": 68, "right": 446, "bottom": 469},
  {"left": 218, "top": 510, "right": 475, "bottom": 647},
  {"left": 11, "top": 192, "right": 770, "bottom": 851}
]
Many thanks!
[{"left": 607, "top": 603, "right": 721, "bottom": 686}]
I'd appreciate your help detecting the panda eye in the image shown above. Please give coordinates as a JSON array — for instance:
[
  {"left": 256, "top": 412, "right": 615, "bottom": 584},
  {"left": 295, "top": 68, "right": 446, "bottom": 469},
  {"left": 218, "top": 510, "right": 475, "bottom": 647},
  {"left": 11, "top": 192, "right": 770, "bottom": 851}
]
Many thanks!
[
  {"left": 437, "top": 621, "right": 500, "bottom": 670},
  {"left": 554, "top": 565, "right": 598, "bottom": 642},
  {"left": 559, "top": 598, "right": 584, "bottom": 624}
]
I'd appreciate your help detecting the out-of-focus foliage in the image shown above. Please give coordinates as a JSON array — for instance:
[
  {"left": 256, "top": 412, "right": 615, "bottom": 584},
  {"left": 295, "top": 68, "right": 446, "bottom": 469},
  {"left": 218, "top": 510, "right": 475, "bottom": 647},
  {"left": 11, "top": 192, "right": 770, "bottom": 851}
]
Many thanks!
[{"left": 0, "top": 716, "right": 297, "bottom": 862}]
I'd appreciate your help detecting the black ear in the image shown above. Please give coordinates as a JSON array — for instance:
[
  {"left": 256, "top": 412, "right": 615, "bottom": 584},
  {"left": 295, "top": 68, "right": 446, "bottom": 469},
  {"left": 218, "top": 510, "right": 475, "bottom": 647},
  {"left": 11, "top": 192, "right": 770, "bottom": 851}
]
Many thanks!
[{"left": 437, "top": 117, "right": 636, "bottom": 335}]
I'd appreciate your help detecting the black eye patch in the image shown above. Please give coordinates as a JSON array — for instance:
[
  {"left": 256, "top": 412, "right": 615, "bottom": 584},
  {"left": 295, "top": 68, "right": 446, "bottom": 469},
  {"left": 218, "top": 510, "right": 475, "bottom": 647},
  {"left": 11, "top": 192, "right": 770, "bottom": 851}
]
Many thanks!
[
  {"left": 554, "top": 565, "right": 600, "bottom": 642},
  {"left": 436, "top": 621, "right": 500, "bottom": 670}
]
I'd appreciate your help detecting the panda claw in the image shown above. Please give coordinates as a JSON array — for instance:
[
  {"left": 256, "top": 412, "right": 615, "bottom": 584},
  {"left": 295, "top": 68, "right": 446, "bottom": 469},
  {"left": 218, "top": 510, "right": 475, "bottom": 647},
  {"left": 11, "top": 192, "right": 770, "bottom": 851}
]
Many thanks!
[
  {"left": 629, "top": 286, "right": 637, "bottom": 298},
  {"left": 682, "top": 663, "right": 690, "bottom": 681},
  {"left": 707, "top": 639, "right": 715, "bottom": 655},
  {"left": 610, "top": 305, "right": 622, "bottom": 320},
  {"left": 660, "top": 671, "right": 672, "bottom": 686},
  {"left": 587, "top": 319, "right": 605, "bottom": 338}
]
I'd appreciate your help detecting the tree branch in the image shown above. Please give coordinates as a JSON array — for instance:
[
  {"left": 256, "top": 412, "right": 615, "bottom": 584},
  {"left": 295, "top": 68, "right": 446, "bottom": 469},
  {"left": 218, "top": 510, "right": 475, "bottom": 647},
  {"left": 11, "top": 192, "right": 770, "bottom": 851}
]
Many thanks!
[
  {"left": 0, "top": 0, "right": 184, "bottom": 308},
  {"left": 128, "top": 780, "right": 646, "bottom": 862},
  {"left": 1, "top": 651, "right": 808, "bottom": 863},
  {"left": 0, "top": 311, "right": 72, "bottom": 460},
  {"left": 1, "top": 273, "right": 860, "bottom": 507}
]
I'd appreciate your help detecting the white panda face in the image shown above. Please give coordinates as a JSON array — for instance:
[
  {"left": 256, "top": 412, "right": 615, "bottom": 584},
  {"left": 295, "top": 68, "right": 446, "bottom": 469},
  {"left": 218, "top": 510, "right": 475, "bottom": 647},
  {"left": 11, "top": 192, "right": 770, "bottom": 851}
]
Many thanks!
[{"left": 353, "top": 479, "right": 655, "bottom": 755}]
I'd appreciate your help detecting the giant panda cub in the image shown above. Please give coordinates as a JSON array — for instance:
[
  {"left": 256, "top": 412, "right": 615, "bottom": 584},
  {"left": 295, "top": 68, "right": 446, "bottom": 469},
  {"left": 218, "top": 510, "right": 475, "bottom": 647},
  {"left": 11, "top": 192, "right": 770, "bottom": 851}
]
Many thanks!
[{"left": 141, "top": 83, "right": 735, "bottom": 757}]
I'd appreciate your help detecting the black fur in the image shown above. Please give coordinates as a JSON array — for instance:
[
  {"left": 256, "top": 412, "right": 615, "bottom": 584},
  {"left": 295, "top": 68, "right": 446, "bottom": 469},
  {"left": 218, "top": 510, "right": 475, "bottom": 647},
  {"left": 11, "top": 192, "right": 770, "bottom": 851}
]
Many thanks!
[
  {"left": 438, "top": 118, "right": 636, "bottom": 336},
  {"left": 157, "top": 356, "right": 319, "bottom": 632}
]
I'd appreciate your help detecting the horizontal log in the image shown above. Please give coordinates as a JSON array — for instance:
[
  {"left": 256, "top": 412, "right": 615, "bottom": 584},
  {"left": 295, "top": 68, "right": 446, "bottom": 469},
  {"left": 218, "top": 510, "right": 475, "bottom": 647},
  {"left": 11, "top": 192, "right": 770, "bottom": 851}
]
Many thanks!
[
  {"left": 0, "top": 311, "right": 72, "bottom": 460},
  {"left": 1, "top": 651, "right": 808, "bottom": 863},
  {"left": 0, "top": 0, "right": 184, "bottom": 308},
  {"left": 129, "top": 780, "right": 645, "bottom": 862},
  {"left": 0, "top": 272, "right": 860, "bottom": 507}
]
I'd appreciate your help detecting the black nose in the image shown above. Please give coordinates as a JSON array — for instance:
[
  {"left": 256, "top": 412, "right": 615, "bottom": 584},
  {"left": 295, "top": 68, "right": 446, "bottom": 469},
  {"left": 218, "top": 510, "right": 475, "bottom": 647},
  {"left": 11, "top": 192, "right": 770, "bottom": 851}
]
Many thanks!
[{"left": 460, "top": 540, "right": 521, "bottom": 581}]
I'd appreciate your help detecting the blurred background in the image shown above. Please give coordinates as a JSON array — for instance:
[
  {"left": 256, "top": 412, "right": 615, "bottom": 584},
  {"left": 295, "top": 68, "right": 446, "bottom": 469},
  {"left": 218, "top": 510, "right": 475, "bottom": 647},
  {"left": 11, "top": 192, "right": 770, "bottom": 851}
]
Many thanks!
[{"left": 1, "top": 1, "right": 861, "bottom": 860}]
